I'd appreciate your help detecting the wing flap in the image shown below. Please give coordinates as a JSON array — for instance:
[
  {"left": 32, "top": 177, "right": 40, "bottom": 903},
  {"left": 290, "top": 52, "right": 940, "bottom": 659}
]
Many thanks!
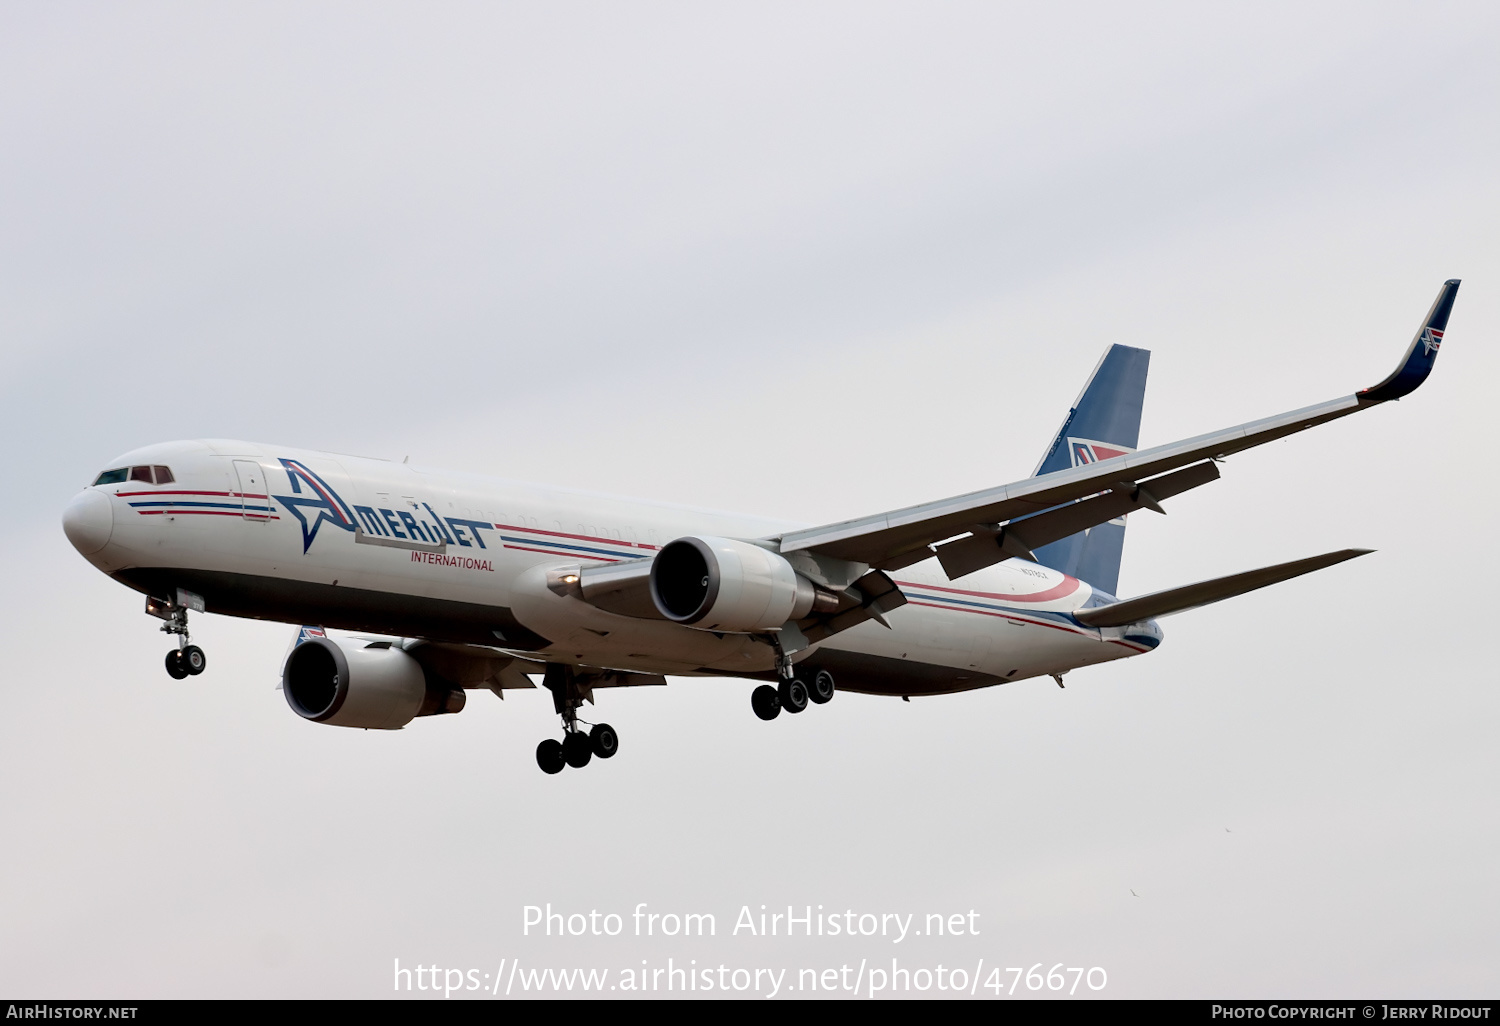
[{"left": 934, "top": 460, "right": 1220, "bottom": 579}]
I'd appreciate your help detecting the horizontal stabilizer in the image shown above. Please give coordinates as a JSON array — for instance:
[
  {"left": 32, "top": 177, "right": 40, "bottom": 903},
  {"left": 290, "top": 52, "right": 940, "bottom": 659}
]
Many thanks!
[
  {"left": 935, "top": 461, "right": 1220, "bottom": 580},
  {"left": 1073, "top": 548, "right": 1372, "bottom": 628}
]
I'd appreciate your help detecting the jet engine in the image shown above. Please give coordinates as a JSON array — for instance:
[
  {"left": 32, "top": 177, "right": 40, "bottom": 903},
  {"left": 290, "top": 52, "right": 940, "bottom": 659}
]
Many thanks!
[
  {"left": 282, "top": 636, "right": 466, "bottom": 730},
  {"left": 650, "top": 535, "right": 836, "bottom": 632}
]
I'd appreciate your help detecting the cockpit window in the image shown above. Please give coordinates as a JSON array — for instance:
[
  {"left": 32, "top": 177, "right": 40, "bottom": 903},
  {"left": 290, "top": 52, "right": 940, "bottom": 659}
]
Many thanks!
[{"left": 92, "top": 465, "right": 174, "bottom": 486}]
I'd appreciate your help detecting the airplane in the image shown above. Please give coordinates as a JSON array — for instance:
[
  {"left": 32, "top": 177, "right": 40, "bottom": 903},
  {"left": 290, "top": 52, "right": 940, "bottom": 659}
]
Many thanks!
[{"left": 61, "top": 280, "right": 1459, "bottom": 774}]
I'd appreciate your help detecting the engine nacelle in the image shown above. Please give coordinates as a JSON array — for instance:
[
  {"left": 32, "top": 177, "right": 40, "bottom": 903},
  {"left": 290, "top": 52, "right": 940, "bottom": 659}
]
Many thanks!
[
  {"left": 650, "top": 535, "right": 823, "bottom": 632},
  {"left": 282, "top": 637, "right": 466, "bottom": 730}
]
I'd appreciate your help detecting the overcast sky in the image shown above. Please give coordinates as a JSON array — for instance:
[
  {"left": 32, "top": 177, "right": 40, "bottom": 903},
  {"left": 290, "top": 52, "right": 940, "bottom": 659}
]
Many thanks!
[{"left": 2, "top": 1, "right": 1497, "bottom": 999}]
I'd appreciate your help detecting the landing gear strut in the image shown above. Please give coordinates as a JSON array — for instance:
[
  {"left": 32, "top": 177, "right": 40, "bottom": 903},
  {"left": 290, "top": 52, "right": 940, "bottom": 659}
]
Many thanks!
[
  {"left": 535, "top": 664, "right": 619, "bottom": 775},
  {"left": 150, "top": 594, "right": 206, "bottom": 680}
]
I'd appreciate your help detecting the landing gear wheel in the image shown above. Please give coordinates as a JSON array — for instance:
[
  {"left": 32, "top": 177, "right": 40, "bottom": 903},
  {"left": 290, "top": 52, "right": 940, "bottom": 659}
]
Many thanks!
[
  {"left": 751, "top": 684, "right": 781, "bottom": 721},
  {"left": 165, "top": 650, "right": 189, "bottom": 680},
  {"left": 808, "top": 669, "right": 835, "bottom": 705},
  {"left": 778, "top": 676, "right": 808, "bottom": 714},
  {"left": 591, "top": 723, "right": 619, "bottom": 759},
  {"left": 562, "top": 731, "right": 593, "bottom": 768},
  {"left": 181, "top": 645, "right": 207, "bottom": 676},
  {"left": 536, "top": 739, "right": 565, "bottom": 775}
]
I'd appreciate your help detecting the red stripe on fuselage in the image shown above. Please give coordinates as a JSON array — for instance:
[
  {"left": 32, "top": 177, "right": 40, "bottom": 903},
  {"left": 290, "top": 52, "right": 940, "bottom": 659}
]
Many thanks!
[
  {"left": 896, "top": 576, "right": 1081, "bottom": 603},
  {"left": 905, "top": 600, "right": 1090, "bottom": 639},
  {"left": 495, "top": 522, "right": 658, "bottom": 549}
]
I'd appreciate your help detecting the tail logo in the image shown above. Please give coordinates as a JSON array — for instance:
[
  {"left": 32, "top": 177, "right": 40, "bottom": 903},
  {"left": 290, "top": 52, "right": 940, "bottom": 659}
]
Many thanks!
[
  {"left": 1068, "top": 438, "right": 1133, "bottom": 467},
  {"left": 1420, "top": 327, "right": 1443, "bottom": 356},
  {"left": 1069, "top": 438, "right": 1135, "bottom": 526}
]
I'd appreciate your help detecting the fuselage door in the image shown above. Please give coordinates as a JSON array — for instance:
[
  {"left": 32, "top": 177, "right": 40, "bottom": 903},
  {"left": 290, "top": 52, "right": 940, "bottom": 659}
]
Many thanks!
[{"left": 233, "top": 460, "right": 271, "bottom": 521}]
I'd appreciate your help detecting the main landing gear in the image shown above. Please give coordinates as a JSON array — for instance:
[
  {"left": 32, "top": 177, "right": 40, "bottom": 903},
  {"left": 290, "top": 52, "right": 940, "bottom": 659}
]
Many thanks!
[
  {"left": 751, "top": 635, "right": 835, "bottom": 721},
  {"left": 149, "top": 594, "right": 207, "bottom": 680},
  {"left": 535, "top": 725, "right": 619, "bottom": 775},
  {"left": 751, "top": 669, "right": 835, "bottom": 721},
  {"left": 535, "top": 664, "right": 619, "bottom": 775}
]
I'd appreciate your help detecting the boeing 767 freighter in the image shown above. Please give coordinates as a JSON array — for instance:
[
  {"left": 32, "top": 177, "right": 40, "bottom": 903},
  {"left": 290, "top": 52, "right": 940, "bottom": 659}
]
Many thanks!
[{"left": 62, "top": 281, "right": 1459, "bottom": 773}]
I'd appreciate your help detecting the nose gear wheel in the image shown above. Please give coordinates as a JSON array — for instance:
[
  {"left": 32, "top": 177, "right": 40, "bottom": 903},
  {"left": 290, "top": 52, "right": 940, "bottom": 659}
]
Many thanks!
[{"left": 154, "top": 601, "right": 208, "bottom": 680}]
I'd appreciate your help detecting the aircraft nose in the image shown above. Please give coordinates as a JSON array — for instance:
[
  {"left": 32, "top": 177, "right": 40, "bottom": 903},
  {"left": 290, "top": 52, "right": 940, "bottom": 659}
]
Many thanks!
[{"left": 62, "top": 489, "right": 114, "bottom": 555}]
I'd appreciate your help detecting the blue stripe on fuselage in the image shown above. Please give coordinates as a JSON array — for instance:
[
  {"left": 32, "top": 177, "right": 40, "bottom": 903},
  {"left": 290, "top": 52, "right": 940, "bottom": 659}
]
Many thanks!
[{"left": 498, "top": 535, "right": 636, "bottom": 560}]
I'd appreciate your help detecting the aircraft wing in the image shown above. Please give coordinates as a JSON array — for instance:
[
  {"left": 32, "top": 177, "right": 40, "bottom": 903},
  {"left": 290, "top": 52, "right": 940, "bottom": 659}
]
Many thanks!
[{"left": 777, "top": 280, "right": 1460, "bottom": 570}]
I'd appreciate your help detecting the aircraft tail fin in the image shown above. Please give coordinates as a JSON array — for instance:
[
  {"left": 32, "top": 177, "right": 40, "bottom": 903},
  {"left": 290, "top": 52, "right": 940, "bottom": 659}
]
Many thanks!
[
  {"left": 1030, "top": 345, "right": 1150, "bottom": 594},
  {"left": 1073, "top": 548, "right": 1372, "bottom": 627}
]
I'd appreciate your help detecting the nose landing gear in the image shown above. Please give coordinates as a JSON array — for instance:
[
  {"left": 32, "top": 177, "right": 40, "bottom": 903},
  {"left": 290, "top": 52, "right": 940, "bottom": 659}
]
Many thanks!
[
  {"left": 149, "top": 592, "right": 207, "bottom": 679},
  {"left": 535, "top": 664, "right": 621, "bottom": 775}
]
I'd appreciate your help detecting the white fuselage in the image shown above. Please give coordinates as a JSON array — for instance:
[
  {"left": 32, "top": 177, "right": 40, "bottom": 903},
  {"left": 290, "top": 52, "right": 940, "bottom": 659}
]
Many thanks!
[{"left": 65, "top": 439, "right": 1162, "bottom": 696}]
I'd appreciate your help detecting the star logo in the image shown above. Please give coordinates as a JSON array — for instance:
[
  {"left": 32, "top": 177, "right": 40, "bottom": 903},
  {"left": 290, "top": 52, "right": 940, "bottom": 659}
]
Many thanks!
[
  {"left": 272, "top": 459, "right": 356, "bottom": 553},
  {"left": 1420, "top": 326, "right": 1443, "bottom": 356}
]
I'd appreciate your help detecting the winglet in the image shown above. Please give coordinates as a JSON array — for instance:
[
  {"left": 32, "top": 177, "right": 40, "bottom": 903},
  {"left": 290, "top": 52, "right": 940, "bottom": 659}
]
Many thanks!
[{"left": 1358, "top": 279, "right": 1460, "bottom": 402}]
